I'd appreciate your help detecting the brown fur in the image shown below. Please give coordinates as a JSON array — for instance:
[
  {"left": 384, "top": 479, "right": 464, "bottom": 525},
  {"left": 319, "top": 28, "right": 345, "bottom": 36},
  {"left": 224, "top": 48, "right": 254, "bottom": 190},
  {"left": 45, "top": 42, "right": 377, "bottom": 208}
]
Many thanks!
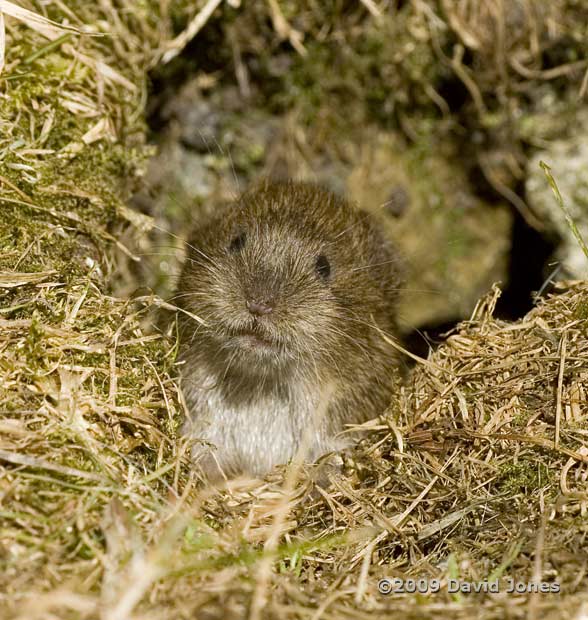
[{"left": 177, "top": 180, "right": 402, "bottom": 479}]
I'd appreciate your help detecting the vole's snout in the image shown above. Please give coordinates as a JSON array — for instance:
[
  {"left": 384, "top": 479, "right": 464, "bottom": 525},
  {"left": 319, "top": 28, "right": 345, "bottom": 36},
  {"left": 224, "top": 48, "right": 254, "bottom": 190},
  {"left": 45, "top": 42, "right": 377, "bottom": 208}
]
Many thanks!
[
  {"left": 246, "top": 298, "right": 274, "bottom": 316},
  {"left": 243, "top": 271, "right": 278, "bottom": 317}
]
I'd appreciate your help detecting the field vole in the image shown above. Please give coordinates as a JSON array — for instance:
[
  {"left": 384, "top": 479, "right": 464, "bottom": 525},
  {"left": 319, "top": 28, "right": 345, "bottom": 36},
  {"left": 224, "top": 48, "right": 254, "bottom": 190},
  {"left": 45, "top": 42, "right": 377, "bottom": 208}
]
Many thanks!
[{"left": 177, "top": 180, "right": 402, "bottom": 480}]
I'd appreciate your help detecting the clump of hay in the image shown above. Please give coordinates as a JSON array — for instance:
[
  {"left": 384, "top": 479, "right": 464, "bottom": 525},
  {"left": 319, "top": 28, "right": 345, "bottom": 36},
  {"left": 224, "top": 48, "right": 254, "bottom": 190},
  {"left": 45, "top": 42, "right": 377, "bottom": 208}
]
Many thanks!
[
  {"left": 6, "top": 282, "right": 587, "bottom": 619},
  {"left": 289, "top": 282, "right": 588, "bottom": 618},
  {"left": 1, "top": 2, "right": 588, "bottom": 620}
]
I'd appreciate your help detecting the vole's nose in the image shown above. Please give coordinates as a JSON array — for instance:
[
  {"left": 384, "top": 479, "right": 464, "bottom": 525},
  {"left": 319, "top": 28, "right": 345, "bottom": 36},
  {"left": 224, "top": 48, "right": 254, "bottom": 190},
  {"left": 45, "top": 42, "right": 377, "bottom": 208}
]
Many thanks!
[{"left": 246, "top": 299, "right": 273, "bottom": 316}]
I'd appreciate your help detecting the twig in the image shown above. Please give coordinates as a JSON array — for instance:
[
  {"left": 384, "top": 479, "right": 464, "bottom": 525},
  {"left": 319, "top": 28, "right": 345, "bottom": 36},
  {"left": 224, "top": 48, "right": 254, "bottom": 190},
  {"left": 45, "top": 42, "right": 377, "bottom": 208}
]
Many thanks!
[
  {"left": 162, "top": 0, "right": 224, "bottom": 64},
  {"left": 555, "top": 331, "right": 567, "bottom": 448},
  {"left": 0, "top": 449, "right": 107, "bottom": 482},
  {"left": 266, "top": 0, "right": 306, "bottom": 56},
  {"left": 0, "top": 9, "right": 5, "bottom": 75},
  {"left": 478, "top": 153, "right": 543, "bottom": 230},
  {"left": 358, "top": 0, "right": 382, "bottom": 20},
  {"left": 354, "top": 537, "right": 377, "bottom": 603},
  {"left": 579, "top": 66, "right": 588, "bottom": 99}
]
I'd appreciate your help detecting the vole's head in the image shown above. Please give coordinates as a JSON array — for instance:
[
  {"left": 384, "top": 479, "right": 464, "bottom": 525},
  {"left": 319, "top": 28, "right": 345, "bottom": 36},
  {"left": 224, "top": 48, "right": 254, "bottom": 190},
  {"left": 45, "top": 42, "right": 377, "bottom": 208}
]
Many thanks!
[{"left": 177, "top": 181, "right": 401, "bottom": 378}]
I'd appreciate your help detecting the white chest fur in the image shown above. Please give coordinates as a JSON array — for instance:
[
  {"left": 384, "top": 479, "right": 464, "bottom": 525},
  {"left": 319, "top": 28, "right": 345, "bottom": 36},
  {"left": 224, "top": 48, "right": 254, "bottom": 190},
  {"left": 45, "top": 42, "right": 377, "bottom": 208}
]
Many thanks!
[{"left": 182, "top": 370, "right": 341, "bottom": 477}]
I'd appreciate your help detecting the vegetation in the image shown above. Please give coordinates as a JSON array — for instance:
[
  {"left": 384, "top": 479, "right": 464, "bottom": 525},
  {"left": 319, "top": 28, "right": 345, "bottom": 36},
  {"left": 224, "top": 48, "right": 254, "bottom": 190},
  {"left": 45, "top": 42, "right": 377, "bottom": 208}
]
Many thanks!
[{"left": 1, "top": 2, "right": 587, "bottom": 619}]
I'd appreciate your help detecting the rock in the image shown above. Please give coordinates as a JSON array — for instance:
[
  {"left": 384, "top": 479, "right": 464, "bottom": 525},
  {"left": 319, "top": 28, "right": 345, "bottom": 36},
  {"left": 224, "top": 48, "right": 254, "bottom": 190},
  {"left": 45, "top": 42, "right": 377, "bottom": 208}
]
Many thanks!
[
  {"left": 526, "top": 112, "right": 588, "bottom": 278},
  {"left": 347, "top": 133, "right": 512, "bottom": 331}
]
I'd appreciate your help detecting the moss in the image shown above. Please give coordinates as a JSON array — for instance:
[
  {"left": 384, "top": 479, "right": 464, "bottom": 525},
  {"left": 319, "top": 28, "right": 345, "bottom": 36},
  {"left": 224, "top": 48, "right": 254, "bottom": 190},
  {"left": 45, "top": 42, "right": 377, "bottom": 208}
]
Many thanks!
[
  {"left": 204, "top": 6, "right": 448, "bottom": 132},
  {"left": 497, "top": 460, "right": 551, "bottom": 495},
  {"left": 24, "top": 316, "right": 47, "bottom": 368},
  {"left": 573, "top": 298, "right": 588, "bottom": 321},
  {"left": 0, "top": 13, "right": 150, "bottom": 288}
]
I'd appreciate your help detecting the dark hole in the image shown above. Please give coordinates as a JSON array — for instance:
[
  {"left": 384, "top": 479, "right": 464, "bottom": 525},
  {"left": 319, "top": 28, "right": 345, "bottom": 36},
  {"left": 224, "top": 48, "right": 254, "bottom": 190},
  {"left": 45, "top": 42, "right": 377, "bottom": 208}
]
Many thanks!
[{"left": 495, "top": 210, "right": 559, "bottom": 320}]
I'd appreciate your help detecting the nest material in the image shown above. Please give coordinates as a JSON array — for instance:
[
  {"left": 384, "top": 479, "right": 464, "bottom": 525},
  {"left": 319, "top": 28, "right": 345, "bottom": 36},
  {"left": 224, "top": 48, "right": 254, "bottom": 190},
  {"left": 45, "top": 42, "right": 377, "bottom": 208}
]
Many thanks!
[{"left": 1, "top": 2, "right": 588, "bottom": 620}]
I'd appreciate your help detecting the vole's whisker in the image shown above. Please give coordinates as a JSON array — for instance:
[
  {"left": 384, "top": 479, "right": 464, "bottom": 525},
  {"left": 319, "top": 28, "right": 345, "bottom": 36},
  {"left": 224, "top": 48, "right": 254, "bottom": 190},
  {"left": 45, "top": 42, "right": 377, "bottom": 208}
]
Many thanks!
[
  {"left": 220, "top": 348, "right": 240, "bottom": 384},
  {"left": 212, "top": 134, "right": 241, "bottom": 199},
  {"left": 168, "top": 294, "right": 211, "bottom": 305},
  {"left": 350, "top": 257, "right": 401, "bottom": 272},
  {"left": 151, "top": 222, "right": 212, "bottom": 263},
  {"left": 329, "top": 196, "right": 398, "bottom": 242},
  {"left": 379, "top": 286, "right": 445, "bottom": 295},
  {"left": 340, "top": 309, "right": 395, "bottom": 338}
]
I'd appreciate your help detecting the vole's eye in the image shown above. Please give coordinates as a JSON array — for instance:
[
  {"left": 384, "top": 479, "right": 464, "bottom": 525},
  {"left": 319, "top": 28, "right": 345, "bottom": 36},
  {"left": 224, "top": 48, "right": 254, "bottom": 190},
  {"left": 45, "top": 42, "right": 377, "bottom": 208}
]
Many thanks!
[
  {"left": 315, "top": 254, "right": 331, "bottom": 280},
  {"left": 229, "top": 232, "right": 246, "bottom": 253}
]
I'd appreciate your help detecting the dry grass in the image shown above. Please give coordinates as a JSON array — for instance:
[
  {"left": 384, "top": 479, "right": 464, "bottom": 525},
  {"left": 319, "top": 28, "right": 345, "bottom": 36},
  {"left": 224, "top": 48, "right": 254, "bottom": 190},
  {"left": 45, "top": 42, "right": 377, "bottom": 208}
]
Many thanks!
[
  {"left": 1, "top": 2, "right": 588, "bottom": 620},
  {"left": 5, "top": 279, "right": 588, "bottom": 619}
]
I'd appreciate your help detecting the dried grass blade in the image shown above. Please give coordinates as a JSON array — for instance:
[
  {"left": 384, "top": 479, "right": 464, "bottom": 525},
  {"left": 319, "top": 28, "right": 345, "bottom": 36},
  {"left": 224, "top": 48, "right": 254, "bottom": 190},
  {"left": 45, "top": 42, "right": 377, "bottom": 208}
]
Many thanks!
[{"left": 0, "top": 0, "right": 84, "bottom": 39}]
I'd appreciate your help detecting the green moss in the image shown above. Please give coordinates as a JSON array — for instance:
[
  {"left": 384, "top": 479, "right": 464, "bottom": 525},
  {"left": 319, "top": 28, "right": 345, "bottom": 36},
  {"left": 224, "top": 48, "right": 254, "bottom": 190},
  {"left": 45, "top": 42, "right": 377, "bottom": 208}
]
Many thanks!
[
  {"left": 510, "top": 407, "right": 535, "bottom": 427},
  {"left": 24, "top": 316, "right": 47, "bottom": 369},
  {"left": 497, "top": 460, "right": 551, "bottom": 495},
  {"left": 573, "top": 298, "right": 588, "bottom": 321},
  {"left": 261, "top": 12, "right": 446, "bottom": 129},
  {"left": 0, "top": 14, "right": 150, "bottom": 285}
]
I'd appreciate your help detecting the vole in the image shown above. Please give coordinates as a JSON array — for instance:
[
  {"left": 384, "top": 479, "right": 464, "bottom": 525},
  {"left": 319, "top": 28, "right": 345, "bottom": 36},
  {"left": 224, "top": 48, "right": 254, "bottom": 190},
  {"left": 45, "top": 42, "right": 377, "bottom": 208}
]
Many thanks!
[{"left": 176, "top": 180, "right": 402, "bottom": 480}]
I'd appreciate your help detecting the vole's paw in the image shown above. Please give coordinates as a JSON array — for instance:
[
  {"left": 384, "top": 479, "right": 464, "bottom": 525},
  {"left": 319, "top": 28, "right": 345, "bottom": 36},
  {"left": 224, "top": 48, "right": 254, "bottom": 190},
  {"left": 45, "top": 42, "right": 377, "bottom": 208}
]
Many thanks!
[
  {"left": 307, "top": 452, "right": 347, "bottom": 497},
  {"left": 191, "top": 446, "right": 230, "bottom": 485}
]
